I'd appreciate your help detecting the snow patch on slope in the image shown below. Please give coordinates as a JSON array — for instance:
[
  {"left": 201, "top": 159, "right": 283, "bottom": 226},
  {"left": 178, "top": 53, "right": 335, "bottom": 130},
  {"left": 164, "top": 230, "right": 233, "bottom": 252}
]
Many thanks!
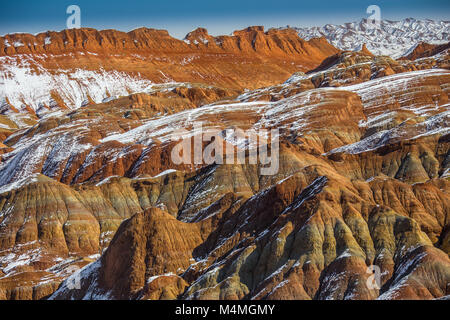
[{"left": 0, "top": 54, "right": 154, "bottom": 111}]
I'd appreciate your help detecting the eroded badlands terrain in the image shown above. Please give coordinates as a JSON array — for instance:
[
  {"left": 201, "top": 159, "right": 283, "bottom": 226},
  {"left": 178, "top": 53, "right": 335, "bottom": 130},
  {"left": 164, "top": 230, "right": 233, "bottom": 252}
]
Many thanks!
[{"left": 0, "top": 25, "right": 449, "bottom": 300}]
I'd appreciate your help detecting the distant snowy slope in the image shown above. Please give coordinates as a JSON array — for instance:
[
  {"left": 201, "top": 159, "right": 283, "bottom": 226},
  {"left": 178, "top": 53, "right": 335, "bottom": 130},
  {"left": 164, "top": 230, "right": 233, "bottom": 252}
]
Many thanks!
[{"left": 294, "top": 18, "right": 449, "bottom": 58}]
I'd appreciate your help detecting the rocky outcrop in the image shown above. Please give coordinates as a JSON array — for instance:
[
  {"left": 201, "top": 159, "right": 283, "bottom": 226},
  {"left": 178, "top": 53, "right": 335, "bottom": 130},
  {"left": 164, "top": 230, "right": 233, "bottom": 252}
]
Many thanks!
[
  {"left": 360, "top": 44, "right": 374, "bottom": 57},
  {"left": 400, "top": 42, "right": 450, "bottom": 61},
  {"left": 305, "top": 49, "right": 449, "bottom": 88}
]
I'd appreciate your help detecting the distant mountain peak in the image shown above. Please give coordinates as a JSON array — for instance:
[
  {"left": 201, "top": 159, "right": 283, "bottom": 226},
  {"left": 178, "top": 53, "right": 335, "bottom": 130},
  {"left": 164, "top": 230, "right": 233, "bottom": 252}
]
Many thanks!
[{"left": 293, "top": 18, "right": 450, "bottom": 58}]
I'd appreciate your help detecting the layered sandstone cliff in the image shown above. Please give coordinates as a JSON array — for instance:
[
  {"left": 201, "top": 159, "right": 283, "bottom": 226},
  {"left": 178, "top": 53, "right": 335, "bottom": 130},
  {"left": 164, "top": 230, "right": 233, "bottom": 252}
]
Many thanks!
[{"left": 0, "top": 26, "right": 339, "bottom": 124}]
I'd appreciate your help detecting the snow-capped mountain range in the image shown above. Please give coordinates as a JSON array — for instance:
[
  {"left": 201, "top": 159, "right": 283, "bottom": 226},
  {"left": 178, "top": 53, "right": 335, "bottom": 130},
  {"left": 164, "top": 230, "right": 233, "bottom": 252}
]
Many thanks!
[{"left": 294, "top": 18, "right": 449, "bottom": 58}]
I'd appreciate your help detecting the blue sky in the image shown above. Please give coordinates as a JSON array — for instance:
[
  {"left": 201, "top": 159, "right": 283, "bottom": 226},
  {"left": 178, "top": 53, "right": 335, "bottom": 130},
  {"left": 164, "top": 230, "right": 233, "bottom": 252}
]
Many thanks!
[{"left": 0, "top": 0, "right": 449, "bottom": 38}]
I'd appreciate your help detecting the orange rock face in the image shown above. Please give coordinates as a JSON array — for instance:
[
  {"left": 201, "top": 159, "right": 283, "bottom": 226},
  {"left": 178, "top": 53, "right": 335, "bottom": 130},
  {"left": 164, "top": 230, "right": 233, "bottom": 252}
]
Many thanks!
[
  {"left": 0, "top": 27, "right": 342, "bottom": 133},
  {"left": 0, "top": 25, "right": 449, "bottom": 301},
  {"left": 0, "top": 27, "right": 339, "bottom": 112},
  {"left": 400, "top": 42, "right": 450, "bottom": 61}
]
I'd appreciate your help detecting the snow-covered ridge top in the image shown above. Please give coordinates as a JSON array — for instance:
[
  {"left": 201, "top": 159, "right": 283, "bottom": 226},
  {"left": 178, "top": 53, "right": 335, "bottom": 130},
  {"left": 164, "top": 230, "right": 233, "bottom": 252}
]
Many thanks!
[{"left": 293, "top": 18, "right": 450, "bottom": 58}]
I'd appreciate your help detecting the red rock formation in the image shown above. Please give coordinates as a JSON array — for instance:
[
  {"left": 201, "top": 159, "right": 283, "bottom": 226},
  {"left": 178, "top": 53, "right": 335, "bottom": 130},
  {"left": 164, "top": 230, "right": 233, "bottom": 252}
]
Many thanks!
[
  {"left": 401, "top": 42, "right": 450, "bottom": 60},
  {"left": 360, "top": 44, "right": 374, "bottom": 56},
  {"left": 0, "top": 26, "right": 339, "bottom": 93}
]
